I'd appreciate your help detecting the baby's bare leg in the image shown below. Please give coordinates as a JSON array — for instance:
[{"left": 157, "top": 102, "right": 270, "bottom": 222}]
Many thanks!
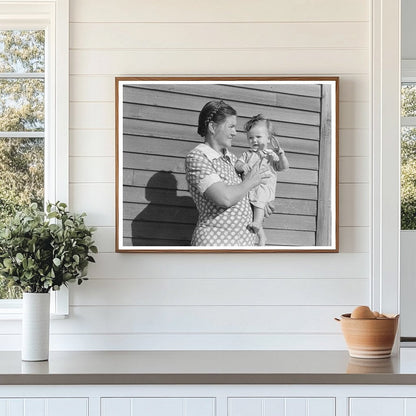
[
  {"left": 251, "top": 206, "right": 265, "bottom": 233},
  {"left": 257, "top": 227, "right": 267, "bottom": 246},
  {"left": 251, "top": 207, "right": 267, "bottom": 245}
]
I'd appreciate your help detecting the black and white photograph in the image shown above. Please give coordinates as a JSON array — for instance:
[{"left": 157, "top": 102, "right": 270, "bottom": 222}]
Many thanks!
[{"left": 116, "top": 77, "right": 338, "bottom": 252}]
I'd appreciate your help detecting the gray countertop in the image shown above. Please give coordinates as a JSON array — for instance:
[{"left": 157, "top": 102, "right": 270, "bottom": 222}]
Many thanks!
[{"left": 2, "top": 349, "right": 416, "bottom": 385}]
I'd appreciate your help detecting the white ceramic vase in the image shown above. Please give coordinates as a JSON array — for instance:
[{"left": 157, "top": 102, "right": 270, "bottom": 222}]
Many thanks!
[{"left": 22, "top": 292, "right": 50, "bottom": 361}]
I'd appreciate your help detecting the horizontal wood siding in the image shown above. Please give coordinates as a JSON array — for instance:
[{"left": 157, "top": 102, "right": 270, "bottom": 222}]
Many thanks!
[{"left": 122, "top": 83, "right": 322, "bottom": 246}]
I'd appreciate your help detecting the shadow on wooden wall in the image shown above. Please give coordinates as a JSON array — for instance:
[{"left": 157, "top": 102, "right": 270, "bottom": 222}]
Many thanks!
[{"left": 130, "top": 170, "right": 197, "bottom": 246}]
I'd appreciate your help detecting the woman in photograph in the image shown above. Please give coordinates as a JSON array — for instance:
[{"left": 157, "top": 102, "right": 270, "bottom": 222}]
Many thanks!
[{"left": 185, "top": 100, "right": 271, "bottom": 246}]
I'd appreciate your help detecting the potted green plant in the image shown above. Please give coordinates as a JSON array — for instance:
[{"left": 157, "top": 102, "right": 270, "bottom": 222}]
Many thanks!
[{"left": 0, "top": 202, "right": 97, "bottom": 361}]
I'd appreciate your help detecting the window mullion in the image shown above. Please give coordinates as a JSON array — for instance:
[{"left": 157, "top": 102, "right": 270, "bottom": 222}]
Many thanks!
[
  {"left": 0, "top": 73, "right": 44, "bottom": 79},
  {"left": 401, "top": 117, "right": 416, "bottom": 127},
  {"left": 0, "top": 132, "right": 45, "bottom": 138}
]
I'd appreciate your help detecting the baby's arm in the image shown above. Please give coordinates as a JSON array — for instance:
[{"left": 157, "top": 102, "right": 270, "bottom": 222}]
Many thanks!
[
  {"left": 273, "top": 149, "right": 289, "bottom": 172},
  {"left": 269, "top": 135, "right": 289, "bottom": 172}
]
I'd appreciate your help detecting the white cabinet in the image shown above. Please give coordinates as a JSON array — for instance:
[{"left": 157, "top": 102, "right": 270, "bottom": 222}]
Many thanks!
[
  {"left": 228, "top": 397, "right": 335, "bottom": 416},
  {"left": 349, "top": 398, "right": 416, "bottom": 416},
  {"left": 101, "top": 397, "right": 215, "bottom": 416},
  {"left": 4, "top": 385, "right": 416, "bottom": 416},
  {"left": 0, "top": 398, "right": 88, "bottom": 416}
]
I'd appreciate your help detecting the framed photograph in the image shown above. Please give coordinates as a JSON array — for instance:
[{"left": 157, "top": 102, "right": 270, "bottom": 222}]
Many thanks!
[{"left": 115, "top": 77, "right": 339, "bottom": 253}]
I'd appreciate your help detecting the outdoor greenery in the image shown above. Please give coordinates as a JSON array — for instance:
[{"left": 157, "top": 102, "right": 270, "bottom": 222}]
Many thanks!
[
  {"left": 0, "top": 138, "right": 44, "bottom": 223},
  {"left": 402, "top": 84, "right": 416, "bottom": 118},
  {"left": 0, "top": 30, "right": 45, "bottom": 298},
  {"left": 0, "top": 202, "right": 97, "bottom": 294},
  {"left": 401, "top": 85, "right": 416, "bottom": 230}
]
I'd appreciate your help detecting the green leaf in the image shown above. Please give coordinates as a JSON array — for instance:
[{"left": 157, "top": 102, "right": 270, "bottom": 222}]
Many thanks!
[
  {"left": 64, "top": 219, "right": 74, "bottom": 227},
  {"left": 0, "top": 199, "right": 96, "bottom": 293}
]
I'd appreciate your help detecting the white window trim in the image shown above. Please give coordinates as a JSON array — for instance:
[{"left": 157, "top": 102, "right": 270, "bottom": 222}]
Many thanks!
[
  {"left": 0, "top": 0, "right": 69, "bottom": 317},
  {"left": 403, "top": 60, "right": 416, "bottom": 80},
  {"left": 371, "top": 0, "right": 401, "bottom": 323}
]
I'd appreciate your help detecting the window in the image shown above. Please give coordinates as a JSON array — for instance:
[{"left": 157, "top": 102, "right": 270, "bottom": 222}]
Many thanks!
[
  {"left": 0, "top": 0, "right": 69, "bottom": 314},
  {"left": 0, "top": 29, "right": 45, "bottom": 300},
  {"left": 401, "top": 66, "right": 416, "bottom": 230}
]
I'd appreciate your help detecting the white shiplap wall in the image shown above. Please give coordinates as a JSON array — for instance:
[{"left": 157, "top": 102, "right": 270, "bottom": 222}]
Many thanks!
[{"left": 60, "top": 0, "right": 371, "bottom": 350}]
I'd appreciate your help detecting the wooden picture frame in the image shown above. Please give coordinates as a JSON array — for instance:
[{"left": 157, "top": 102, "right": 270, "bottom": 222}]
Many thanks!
[{"left": 115, "top": 77, "right": 339, "bottom": 252}]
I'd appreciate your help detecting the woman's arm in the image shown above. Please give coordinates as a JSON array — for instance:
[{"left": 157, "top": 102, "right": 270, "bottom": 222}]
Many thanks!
[{"left": 204, "top": 162, "right": 271, "bottom": 209}]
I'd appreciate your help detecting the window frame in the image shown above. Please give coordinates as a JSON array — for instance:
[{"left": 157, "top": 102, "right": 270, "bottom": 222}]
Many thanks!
[
  {"left": 0, "top": 0, "right": 69, "bottom": 316},
  {"left": 371, "top": 0, "right": 401, "bottom": 320}
]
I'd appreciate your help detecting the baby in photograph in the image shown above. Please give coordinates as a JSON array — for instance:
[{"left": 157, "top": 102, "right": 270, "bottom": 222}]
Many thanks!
[{"left": 235, "top": 114, "right": 289, "bottom": 245}]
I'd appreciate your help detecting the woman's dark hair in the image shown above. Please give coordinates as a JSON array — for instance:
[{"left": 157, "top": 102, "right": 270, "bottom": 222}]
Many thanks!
[{"left": 197, "top": 100, "right": 237, "bottom": 137}]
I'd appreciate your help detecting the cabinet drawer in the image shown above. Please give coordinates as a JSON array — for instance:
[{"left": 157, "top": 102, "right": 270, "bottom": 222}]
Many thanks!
[
  {"left": 228, "top": 397, "right": 335, "bottom": 416},
  {"left": 349, "top": 398, "right": 416, "bottom": 416},
  {"left": 0, "top": 398, "right": 88, "bottom": 416},
  {"left": 101, "top": 397, "right": 215, "bottom": 416}
]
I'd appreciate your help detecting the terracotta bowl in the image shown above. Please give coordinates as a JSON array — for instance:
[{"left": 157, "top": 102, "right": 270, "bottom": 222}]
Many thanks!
[
  {"left": 337, "top": 313, "right": 399, "bottom": 359},
  {"left": 347, "top": 357, "right": 395, "bottom": 373}
]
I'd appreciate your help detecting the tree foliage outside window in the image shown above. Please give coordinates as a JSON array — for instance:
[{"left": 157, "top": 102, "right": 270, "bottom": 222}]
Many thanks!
[
  {"left": 401, "top": 84, "right": 416, "bottom": 230},
  {"left": 0, "top": 30, "right": 45, "bottom": 299}
]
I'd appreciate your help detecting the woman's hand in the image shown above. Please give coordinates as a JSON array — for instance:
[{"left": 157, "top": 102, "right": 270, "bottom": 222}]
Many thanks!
[{"left": 243, "top": 160, "right": 272, "bottom": 188}]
